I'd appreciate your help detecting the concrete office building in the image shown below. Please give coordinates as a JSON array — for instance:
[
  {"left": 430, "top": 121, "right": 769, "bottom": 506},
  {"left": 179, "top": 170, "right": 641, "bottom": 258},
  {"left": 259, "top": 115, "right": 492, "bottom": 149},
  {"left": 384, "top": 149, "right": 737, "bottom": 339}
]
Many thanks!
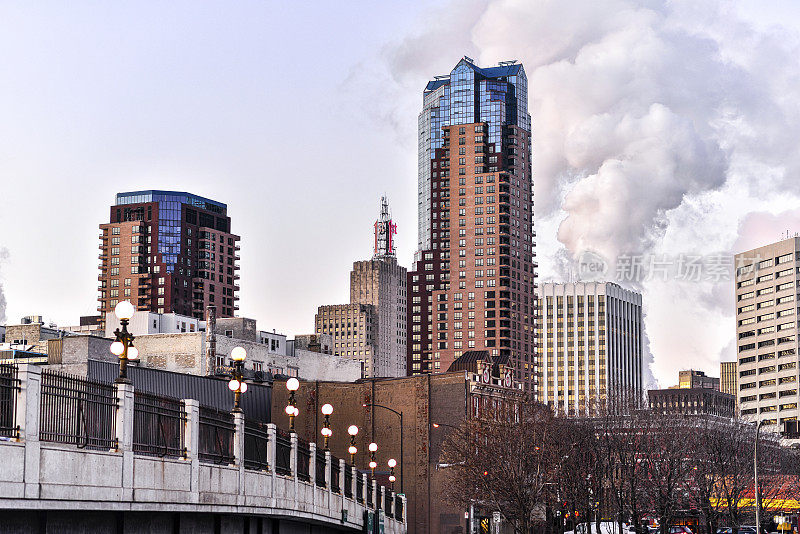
[
  {"left": 98, "top": 190, "right": 240, "bottom": 326},
  {"left": 735, "top": 238, "right": 800, "bottom": 431},
  {"left": 674, "top": 369, "right": 720, "bottom": 390},
  {"left": 316, "top": 198, "right": 408, "bottom": 378},
  {"left": 534, "top": 282, "right": 643, "bottom": 416},
  {"left": 408, "top": 57, "right": 537, "bottom": 393},
  {"left": 721, "top": 360, "right": 738, "bottom": 398}
]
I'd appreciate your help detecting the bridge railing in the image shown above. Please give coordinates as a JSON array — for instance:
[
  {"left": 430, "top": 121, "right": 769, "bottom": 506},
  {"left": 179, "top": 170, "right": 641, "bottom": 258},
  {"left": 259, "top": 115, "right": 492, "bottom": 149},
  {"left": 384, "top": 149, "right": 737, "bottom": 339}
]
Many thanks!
[
  {"left": 7, "top": 364, "right": 406, "bottom": 525},
  {"left": 0, "top": 364, "right": 20, "bottom": 438}
]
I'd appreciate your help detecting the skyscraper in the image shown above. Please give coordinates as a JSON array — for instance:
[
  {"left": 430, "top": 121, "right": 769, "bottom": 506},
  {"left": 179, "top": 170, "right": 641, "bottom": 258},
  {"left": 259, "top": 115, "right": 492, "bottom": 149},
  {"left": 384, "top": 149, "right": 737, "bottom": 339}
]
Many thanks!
[
  {"left": 316, "top": 198, "right": 407, "bottom": 377},
  {"left": 734, "top": 238, "right": 800, "bottom": 432},
  {"left": 720, "top": 360, "right": 738, "bottom": 399},
  {"left": 407, "top": 57, "right": 537, "bottom": 393},
  {"left": 534, "top": 282, "right": 643, "bottom": 415},
  {"left": 98, "top": 191, "right": 240, "bottom": 324}
]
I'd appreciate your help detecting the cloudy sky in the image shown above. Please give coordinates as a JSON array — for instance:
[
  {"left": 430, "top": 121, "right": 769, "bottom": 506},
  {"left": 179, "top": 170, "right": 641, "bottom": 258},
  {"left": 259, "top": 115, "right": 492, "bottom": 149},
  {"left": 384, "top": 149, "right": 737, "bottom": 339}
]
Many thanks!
[{"left": 3, "top": 0, "right": 800, "bottom": 386}]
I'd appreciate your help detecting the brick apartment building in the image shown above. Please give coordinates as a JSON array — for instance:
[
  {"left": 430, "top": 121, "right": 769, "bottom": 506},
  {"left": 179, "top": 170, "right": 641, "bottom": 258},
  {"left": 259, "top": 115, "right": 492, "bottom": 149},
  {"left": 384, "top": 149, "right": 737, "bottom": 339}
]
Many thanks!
[
  {"left": 98, "top": 190, "right": 240, "bottom": 326},
  {"left": 408, "top": 57, "right": 537, "bottom": 394},
  {"left": 271, "top": 351, "right": 522, "bottom": 534}
]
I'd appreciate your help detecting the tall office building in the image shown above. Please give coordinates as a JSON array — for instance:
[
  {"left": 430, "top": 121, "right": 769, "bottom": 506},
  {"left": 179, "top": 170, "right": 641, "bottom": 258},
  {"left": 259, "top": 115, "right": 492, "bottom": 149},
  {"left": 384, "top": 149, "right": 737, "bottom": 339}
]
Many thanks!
[
  {"left": 316, "top": 198, "right": 407, "bottom": 377},
  {"left": 534, "top": 282, "right": 643, "bottom": 416},
  {"left": 407, "top": 57, "right": 537, "bottom": 393},
  {"left": 674, "top": 369, "right": 720, "bottom": 390},
  {"left": 734, "top": 238, "right": 800, "bottom": 431},
  {"left": 98, "top": 191, "right": 240, "bottom": 324},
  {"left": 720, "top": 361, "right": 738, "bottom": 398}
]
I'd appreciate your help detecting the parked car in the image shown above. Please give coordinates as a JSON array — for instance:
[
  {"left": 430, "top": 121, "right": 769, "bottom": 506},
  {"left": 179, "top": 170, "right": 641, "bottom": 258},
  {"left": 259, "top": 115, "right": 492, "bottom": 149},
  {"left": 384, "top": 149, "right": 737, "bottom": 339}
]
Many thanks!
[
  {"left": 669, "top": 527, "right": 694, "bottom": 534},
  {"left": 717, "top": 528, "right": 733, "bottom": 534}
]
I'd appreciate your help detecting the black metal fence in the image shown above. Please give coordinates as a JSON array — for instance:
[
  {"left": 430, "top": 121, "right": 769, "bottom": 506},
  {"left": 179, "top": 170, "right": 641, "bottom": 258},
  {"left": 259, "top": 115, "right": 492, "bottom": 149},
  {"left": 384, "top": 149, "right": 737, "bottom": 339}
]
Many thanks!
[
  {"left": 39, "top": 370, "right": 117, "bottom": 449},
  {"left": 385, "top": 490, "right": 393, "bottom": 518},
  {"left": 356, "top": 472, "right": 364, "bottom": 503},
  {"left": 330, "top": 456, "right": 340, "bottom": 493},
  {"left": 243, "top": 419, "right": 270, "bottom": 471},
  {"left": 315, "top": 450, "right": 326, "bottom": 488},
  {"left": 395, "top": 494, "right": 404, "bottom": 521},
  {"left": 0, "top": 364, "right": 19, "bottom": 438},
  {"left": 344, "top": 465, "right": 353, "bottom": 498},
  {"left": 275, "top": 428, "right": 291, "bottom": 475},
  {"left": 133, "top": 391, "right": 185, "bottom": 458},
  {"left": 198, "top": 405, "right": 234, "bottom": 464},
  {"left": 297, "top": 437, "right": 310, "bottom": 481}
]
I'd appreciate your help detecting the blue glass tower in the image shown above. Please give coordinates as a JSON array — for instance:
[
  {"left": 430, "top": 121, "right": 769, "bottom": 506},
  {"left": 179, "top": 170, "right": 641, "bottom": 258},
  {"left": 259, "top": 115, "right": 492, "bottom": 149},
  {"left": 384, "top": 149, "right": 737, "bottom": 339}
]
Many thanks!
[{"left": 409, "top": 58, "right": 537, "bottom": 395}]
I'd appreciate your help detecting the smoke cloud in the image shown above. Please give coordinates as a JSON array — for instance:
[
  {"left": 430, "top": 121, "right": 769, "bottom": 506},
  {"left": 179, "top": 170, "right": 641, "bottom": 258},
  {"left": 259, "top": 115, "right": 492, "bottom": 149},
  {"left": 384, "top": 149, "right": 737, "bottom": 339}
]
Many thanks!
[{"left": 383, "top": 0, "right": 800, "bottom": 385}]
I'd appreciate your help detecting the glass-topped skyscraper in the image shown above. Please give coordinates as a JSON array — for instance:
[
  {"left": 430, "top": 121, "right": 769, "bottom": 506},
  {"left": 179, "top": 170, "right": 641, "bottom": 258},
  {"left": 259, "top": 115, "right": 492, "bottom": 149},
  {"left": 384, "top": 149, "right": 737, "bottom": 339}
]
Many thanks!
[
  {"left": 408, "top": 57, "right": 538, "bottom": 394},
  {"left": 98, "top": 190, "right": 240, "bottom": 323}
]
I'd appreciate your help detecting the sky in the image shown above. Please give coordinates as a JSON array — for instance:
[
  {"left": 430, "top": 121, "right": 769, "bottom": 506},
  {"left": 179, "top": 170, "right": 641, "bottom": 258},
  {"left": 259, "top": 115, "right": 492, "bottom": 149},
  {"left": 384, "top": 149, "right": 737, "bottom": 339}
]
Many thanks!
[{"left": 3, "top": 0, "right": 800, "bottom": 387}]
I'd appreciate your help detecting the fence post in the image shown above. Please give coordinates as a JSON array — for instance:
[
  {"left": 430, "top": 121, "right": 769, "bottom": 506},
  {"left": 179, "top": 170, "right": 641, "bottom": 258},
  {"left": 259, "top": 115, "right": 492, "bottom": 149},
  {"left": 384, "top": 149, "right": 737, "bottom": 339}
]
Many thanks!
[
  {"left": 183, "top": 399, "right": 200, "bottom": 504},
  {"left": 288, "top": 429, "right": 298, "bottom": 501},
  {"left": 16, "top": 364, "right": 41, "bottom": 498},
  {"left": 116, "top": 382, "right": 135, "bottom": 501},
  {"left": 339, "top": 458, "right": 346, "bottom": 496},
  {"left": 350, "top": 464, "right": 357, "bottom": 501},
  {"left": 325, "top": 450, "right": 333, "bottom": 506},
  {"left": 308, "top": 441, "right": 317, "bottom": 507},
  {"left": 362, "top": 472, "right": 368, "bottom": 504},
  {"left": 379, "top": 485, "right": 386, "bottom": 518},
  {"left": 233, "top": 411, "right": 245, "bottom": 499},
  {"left": 371, "top": 478, "right": 378, "bottom": 509}
]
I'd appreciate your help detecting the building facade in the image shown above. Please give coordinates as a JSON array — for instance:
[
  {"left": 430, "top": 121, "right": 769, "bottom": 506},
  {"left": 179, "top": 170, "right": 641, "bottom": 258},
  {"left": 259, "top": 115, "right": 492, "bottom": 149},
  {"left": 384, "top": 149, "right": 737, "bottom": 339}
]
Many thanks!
[
  {"left": 98, "top": 190, "right": 240, "bottom": 325},
  {"left": 315, "top": 198, "right": 408, "bottom": 378},
  {"left": 675, "top": 369, "right": 720, "bottom": 390},
  {"left": 720, "top": 360, "right": 738, "bottom": 398},
  {"left": 735, "top": 238, "right": 800, "bottom": 431},
  {"left": 316, "top": 304, "right": 377, "bottom": 376},
  {"left": 534, "top": 282, "right": 643, "bottom": 415},
  {"left": 407, "top": 57, "right": 537, "bottom": 393},
  {"left": 648, "top": 387, "right": 736, "bottom": 418}
]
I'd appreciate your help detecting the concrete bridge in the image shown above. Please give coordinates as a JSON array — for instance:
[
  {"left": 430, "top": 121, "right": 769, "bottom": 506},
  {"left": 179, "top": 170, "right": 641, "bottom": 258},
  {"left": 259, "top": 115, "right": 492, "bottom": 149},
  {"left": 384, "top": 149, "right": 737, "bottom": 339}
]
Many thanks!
[{"left": 0, "top": 364, "right": 405, "bottom": 533}]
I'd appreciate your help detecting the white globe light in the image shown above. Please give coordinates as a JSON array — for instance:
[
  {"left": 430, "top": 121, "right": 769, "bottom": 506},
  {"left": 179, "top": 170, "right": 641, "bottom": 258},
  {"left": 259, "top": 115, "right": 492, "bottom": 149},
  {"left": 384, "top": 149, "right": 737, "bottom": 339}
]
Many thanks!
[
  {"left": 228, "top": 379, "right": 240, "bottom": 391},
  {"left": 321, "top": 427, "right": 332, "bottom": 437},
  {"left": 286, "top": 377, "right": 300, "bottom": 391},
  {"left": 292, "top": 407, "right": 300, "bottom": 417},
  {"left": 230, "top": 346, "right": 246, "bottom": 361},
  {"left": 114, "top": 300, "right": 135, "bottom": 320},
  {"left": 389, "top": 475, "right": 396, "bottom": 483},
  {"left": 388, "top": 458, "right": 397, "bottom": 468},
  {"left": 240, "top": 382, "right": 248, "bottom": 393},
  {"left": 321, "top": 403, "right": 333, "bottom": 416},
  {"left": 285, "top": 405, "right": 295, "bottom": 416},
  {"left": 127, "top": 346, "right": 139, "bottom": 360},
  {"left": 348, "top": 445, "right": 357, "bottom": 455},
  {"left": 368, "top": 442, "right": 378, "bottom": 452},
  {"left": 110, "top": 341, "right": 124, "bottom": 356},
  {"left": 348, "top": 425, "right": 359, "bottom": 436},
  {"left": 369, "top": 461, "right": 377, "bottom": 469}
]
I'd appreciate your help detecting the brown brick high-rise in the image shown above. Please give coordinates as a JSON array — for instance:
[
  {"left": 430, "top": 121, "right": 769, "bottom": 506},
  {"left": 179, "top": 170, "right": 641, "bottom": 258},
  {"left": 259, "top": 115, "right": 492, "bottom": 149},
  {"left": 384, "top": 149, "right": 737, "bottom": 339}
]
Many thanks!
[
  {"left": 98, "top": 190, "right": 239, "bottom": 324},
  {"left": 408, "top": 57, "right": 538, "bottom": 394}
]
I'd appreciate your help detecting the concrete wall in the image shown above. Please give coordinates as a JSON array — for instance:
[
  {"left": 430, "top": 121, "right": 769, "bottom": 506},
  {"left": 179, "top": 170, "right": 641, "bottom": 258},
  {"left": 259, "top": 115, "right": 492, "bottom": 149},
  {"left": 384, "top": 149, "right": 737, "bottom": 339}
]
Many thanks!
[
  {"left": 295, "top": 349, "right": 361, "bottom": 383},
  {"left": 133, "top": 332, "right": 206, "bottom": 374}
]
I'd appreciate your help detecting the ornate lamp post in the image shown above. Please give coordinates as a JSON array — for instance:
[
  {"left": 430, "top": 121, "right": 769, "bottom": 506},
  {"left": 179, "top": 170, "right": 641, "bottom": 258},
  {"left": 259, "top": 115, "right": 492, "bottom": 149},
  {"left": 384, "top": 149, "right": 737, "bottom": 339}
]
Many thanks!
[
  {"left": 348, "top": 425, "right": 359, "bottom": 464},
  {"left": 388, "top": 458, "right": 397, "bottom": 491},
  {"left": 363, "top": 402, "right": 403, "bottom": 493},
  {"left": 227, "top": 347, "right": 247, "bottom": 413},
  {"left": 320, "top": 403, "right": 333, "bottom": 451},
  {"left": 285, "top": 377, "right": 300, "bottom": 432},
  {"left": 110, "top": 301, "right": 138, "bottom": 383},
  {"left": 368, "top": 442, "right": 378, "bottom": 476}
]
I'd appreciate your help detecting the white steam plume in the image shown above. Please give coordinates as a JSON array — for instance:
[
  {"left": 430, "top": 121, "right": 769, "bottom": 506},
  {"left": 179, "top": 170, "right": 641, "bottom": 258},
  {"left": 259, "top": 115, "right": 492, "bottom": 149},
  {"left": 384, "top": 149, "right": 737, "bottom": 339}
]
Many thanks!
[{"left": 383, "top": 0, "right": 800, "bottom": 385}]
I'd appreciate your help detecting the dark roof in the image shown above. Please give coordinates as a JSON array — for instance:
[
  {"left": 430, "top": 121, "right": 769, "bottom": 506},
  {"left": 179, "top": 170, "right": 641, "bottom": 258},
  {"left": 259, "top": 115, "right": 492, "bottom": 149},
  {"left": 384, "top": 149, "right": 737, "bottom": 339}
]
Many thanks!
[{"left": 448, "top": 350, "right": 511, "bottom": 375}]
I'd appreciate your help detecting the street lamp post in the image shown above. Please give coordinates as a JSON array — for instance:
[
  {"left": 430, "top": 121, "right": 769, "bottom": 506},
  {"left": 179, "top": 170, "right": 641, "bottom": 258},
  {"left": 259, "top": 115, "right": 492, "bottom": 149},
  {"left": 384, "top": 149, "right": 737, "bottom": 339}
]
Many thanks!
[
  {"left": 363, "top": 402, "right": 404, "bottom": 494},
  {"left": 321, "top": 403, "right": 333, "bottom": 451},
  {"left": 348, "top": 425, "right": 359, "bottom": 464},
  {"left": 285, "top": 377, "right": 300, "bottom": 432},
  {"left": 227, "top": 347, "right": 247, "bottom": 413},
  {"left": 388, "top": 458, "right": 397, "bottom": 491},
  {"left": 755, "top": 419, "right": 766, "bottom": 534},
  {"left": 110, "top": 301, "right": 138, "bottom": 384},
  {"left": 368, "top": 442, "right": 378, "bottom": 476}
]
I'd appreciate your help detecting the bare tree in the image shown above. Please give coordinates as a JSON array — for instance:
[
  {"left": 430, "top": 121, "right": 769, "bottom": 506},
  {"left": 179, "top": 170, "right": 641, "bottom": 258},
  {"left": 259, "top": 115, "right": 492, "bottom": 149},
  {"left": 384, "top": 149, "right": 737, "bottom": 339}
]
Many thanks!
[{"left": 440, "top": 399, "right": 560, "bottom": 534}]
